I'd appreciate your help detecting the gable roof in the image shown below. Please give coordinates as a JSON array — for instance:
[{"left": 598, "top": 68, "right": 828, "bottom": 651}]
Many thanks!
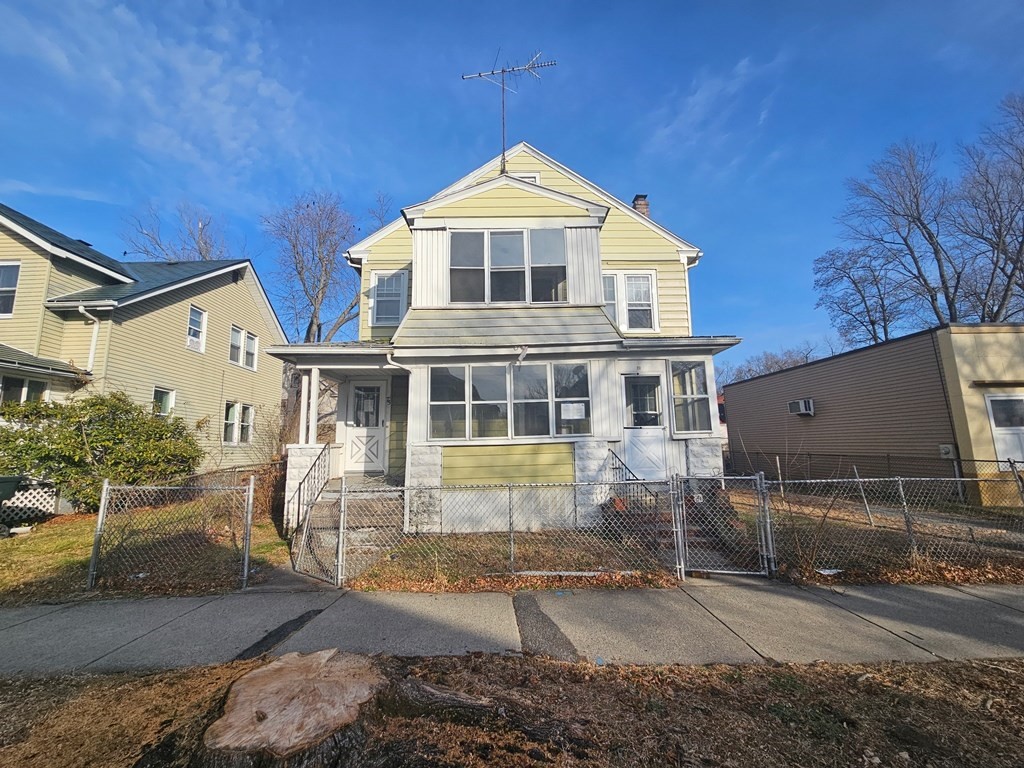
[
  {"left": 401, "top": 174, "right": 609, "bottom": 224},
  {"left": 0, "top": 343, "right": 83, "bottom": 378},
  {"left": 346, "top": 142, "right": 701, "bottom": 267},
  {"left": 0, "top": 202, "right": 134, "bottom": 282}
]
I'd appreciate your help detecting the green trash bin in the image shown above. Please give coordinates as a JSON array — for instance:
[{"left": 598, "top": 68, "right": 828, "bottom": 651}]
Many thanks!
[{"left": 0, "top": 476, "right": 25, "bottom": 505}]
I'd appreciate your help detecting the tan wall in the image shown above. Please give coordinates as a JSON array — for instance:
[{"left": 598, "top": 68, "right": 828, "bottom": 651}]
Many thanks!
[
  {"left": 99, "top": 268, "right": 284, "bottom": 469},
  {"left": 724, "top": 331, "right": 955, "bottom": 460},
  {"left": 0, "top": 228, "right": 53, "bottom": 355},
  {"left": 441, "top": 442, "right": 574, "bottom": 485},
  {"left": 938, "top": 325, "right": 1024, "bottom": 463},
  {"left": 358, "top": 226, "right": 412, "bottom": 342}
]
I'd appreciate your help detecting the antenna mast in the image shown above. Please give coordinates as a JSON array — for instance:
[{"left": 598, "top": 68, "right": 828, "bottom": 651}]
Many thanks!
[{"left": 462, "top": 52, "right": 557, "bottom": 174}]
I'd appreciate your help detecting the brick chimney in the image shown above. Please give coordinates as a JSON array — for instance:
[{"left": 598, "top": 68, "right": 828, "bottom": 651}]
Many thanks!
[{"left": 631, "top": 194, "right": 649, "bottom": 217}]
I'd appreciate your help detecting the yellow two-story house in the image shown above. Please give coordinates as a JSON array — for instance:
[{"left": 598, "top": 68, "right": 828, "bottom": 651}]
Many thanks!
[
  {"left": 272, "top": 143, "right": 739, "bottom": 524},
  {"left": 0, "top": 202, "right": 286, "bottom": 469}
]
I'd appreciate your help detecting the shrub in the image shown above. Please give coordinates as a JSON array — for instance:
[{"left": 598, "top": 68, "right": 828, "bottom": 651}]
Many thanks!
[{"left": 0, "top": 392, "right": 204, "bottom": 510}]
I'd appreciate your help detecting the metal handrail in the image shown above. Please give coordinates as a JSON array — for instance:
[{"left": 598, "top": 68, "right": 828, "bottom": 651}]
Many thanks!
[
  {"left": 294, "top": 443, "right": 332, "bottom": 533},
  {"left": 606, "top": 450, "right": 660, "bottom": 510}
]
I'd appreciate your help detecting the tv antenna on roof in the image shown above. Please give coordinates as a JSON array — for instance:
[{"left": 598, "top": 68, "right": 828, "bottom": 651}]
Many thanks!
[{"left": 462, "top": 51, "right": 557, "bottom": 174}]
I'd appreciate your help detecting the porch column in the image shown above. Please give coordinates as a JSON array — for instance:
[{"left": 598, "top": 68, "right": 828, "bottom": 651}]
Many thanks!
[
  {"left": 308, "top": 366, "right": 321, "bottom": 444},
  {"left": 298, "top": 371, "right": 310, "bottom": 444}
]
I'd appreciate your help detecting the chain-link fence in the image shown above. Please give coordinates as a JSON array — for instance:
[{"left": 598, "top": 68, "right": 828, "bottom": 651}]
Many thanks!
[
  {"left": 87, "top": 477, "right": 255, "bottom": 591},
  {"left": 762, "top": 475, "right": 1024, "bottom": 579},
  {"left": 726, "top": 449, "right": 1015, "bottom": 482}
]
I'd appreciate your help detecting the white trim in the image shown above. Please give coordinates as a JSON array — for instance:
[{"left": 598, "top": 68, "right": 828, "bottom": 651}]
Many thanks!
[
  {"left": 446, "top": 228, "right": 568, "bottom": 307},
  {"left": 410, "top": 215, "right": 603, "bottom": 230},
  {"left": 152, "top": 386, "right": 175, "bottom": 417},
  {"left": 186, "top": 304, "right": 207, "bottom": 353},
  {"left": 985, "top": 393, "right": 1024, "bottom": 463},
  {"left": 602, "top": 270, "right": 660, "bottom": 333},
  {"left": 369, "top": 269, "right": 409, "bottom": 326},
  {"left": 0, "top": 213, "right": 133, "bottom": 282},
  {"left": 402, "top": 175, "right": 609, "bottom": 225},
  {"left": 667, "top": 359, "right": 715, "bottom": 437}
]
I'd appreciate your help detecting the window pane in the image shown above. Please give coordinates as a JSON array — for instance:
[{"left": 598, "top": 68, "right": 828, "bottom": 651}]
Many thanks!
[
  {"left": 602, "top": 275, "right": 617, "bottom": 324},
  {"left": 26, "top": 380, "right": 46, "bottom": 403},
  {"left": 554, "top": 364, "right": 589, "bottom": 398},
  {"left": 672, "top": 361, "right": 708, "bottom": 397},
  {"left": 471, "top": 366, "right": 506, "bottom": 402},
  {"left": 556, "top": 400, "right": 590, "bottom": 435},
  {"left": 513, "top": 364, "right": 548, "bottom": 399},
  {"left": 240, "top": 405, "right": 254, "bottom": 443},
  {"left": 674, "top": 399, "right": 711, "bottom": 431},
  {"left": 992, "top": 399, "right": 1024, "bottom": 428},
  {"left": 490, "top": 231, "right": 524, "bottom": 267},
  {"left": 513, "top": 402, "right": 550, "bottom": 436},
  {"left": 244, "top": 333, "right": 257, "bottom": 368},
  {"left": 627, "top": 377, "right": 661, "bottom": 427},
  {"left": 529, "top": 229, "right": 565, "bottom": 265},
  {"left": 472, "top": 403, "right": 508, "bottom": 438},
  {"left": 1, "top": 377, "right": 25, "bottom": 403},
  {"left": 450, "top": 269, "right": 485, "bottom": 302},
  {"left": 0, "top": 293, "right": 13, "bottom": 314},
  {"left": 626, "top": 275, "right": 652, "bottom": 303},
  {"left": 430, "top": 367, "right": 465, "bottom": 402},
  {"left": 627, "top": 308, "right": 653, "bottom": 329},
  {"left": 223, "top": 402, "right": 237, "bottom": 442},
  {"left": 189, "top": 307, "right": 204, "bottom": 334},
  {"left": 353, "top": 387, "right": 380, "bottom": 428},
  {"left": 531, "top": 266, "right": 567, "bottom": 302},
  {"left": 229, "top": 327, "right": 242, "bottom": 363},
  {"left": 153, "top": 388, "right": 172, "bottom": 415},
  {"left": 0, "top": 264, "right": 19, "bottom": 289},
  {"left": 451, "top": 232, "right": 484, "bottom": 267},
  {"left": 375, "top": 298, "right": 401, "bottom": 322},
  {"left": 430, "top": 403, "right": 466, "bottom": 439},
  {"left": 490, "top": 270, "right": 526, "bottom": 302}
]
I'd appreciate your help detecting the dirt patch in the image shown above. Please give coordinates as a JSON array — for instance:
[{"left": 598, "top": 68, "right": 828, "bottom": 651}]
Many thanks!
[{"left": 3, "top": 655, "right": 1023, "bottom": 767}]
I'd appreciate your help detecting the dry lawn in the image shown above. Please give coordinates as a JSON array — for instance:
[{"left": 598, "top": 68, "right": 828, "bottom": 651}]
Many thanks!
[{"left": 3, "top": 655, "right": 1024, "bottom": 767}]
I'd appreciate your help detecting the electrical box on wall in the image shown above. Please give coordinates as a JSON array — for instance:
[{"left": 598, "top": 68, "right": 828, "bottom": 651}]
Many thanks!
[{"left": 938, "top": 444, "right": 957, "bottom": 459}]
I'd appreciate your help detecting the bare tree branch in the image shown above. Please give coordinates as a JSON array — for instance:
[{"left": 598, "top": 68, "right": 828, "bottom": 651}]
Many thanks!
[{"left": 123, "top": 202, "right": 228, "bottom": 262}]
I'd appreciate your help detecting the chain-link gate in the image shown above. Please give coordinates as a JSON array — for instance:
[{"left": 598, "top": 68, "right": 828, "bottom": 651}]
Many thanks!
[{"left": 670, "top": 473, "right": 776, "bottom": 576}]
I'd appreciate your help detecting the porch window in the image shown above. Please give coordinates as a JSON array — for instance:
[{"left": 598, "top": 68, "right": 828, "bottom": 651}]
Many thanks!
[
  {"left": 513, "top": 364, "right": 549, "bottom": 436},
  {"left": 554, "top": 363, "right": 591, "bottom": 434},
  {"left": 602, "top": 272, "right": 658, "bottom": 331},
  {"left": 471, "top": 366, "right": 508, "bottom": 438},
  {"left": 671, "top": 361, "right": 712, "bottom": 433},
  {"left": 371, "top": 270, "right": 409, "bottom": 325},
  {"left": 0, "top": 261, "right": 19, "bottom": 316},
  {"left": 429, "top": 366, "right": 467, "bottom": 439},
  {"left": 449, "top": 229, "right": 566, "bottom": 304},
  {"left": 1, "top": 376, "right": 46, "bottom": 404}
]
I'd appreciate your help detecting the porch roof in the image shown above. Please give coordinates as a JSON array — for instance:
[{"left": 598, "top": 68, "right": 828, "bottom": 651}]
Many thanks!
[
  {"left": 265, "top": 341, "right": 395, "bottom": 369},
  {"left": 0, "top": 343, "right": 85, "bottom": 379}
]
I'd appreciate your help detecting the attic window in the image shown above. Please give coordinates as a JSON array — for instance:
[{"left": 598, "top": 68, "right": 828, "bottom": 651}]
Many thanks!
[{"left": 511, "top": 172, "right": 540, "bottom": 184}]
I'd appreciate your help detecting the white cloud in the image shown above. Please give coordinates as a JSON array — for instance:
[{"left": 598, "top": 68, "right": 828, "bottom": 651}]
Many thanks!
[
  {"left": 0, "top": 0, "right": 316, "bottom": 211},
  {"left": 0, "top": 178, "right": 115, "bottom": 204}
]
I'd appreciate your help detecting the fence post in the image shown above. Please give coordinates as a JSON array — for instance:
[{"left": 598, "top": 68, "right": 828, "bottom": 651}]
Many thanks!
[
  {"left": 87, "top": 479, "right": 111, "bottom": 589},
  {"left": 852, "top": 465, "right": 875, "bottom": 527},
  {"left": 896, "top": 477, "right": 917, "bottom": 559},
  {"left": 1009, "top": 459, "right": 1024, "bottom": 508},
  {"left": 756, "top": 472, "right": 777, "bottom": 577},
  {"left": 670, "top": 475, "right": 686, "bottom": 581},
  {"left": 335, "top": 478, "right": 347, "bottom": 587},
  {"left": 241, "top": 474, "right": 255, "bottom": 589},
  {"left": 508, "top": 484, "right": 515, "bottom": 574}
]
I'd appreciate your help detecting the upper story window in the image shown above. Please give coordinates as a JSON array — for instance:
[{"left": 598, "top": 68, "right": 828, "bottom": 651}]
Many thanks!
[
  {"left": 186, "top": 305, "right": 207, "bottom": 353},
  {"left": 449, "top": 229, "right": 566, "bottom": 305},
  {"left": 370, "top": 270, "right": 409, "bottom": 326},
  {"left": 1, "top": 375, "right": 46, "bottom": 404},
  {"left": 0, "top": 261, "right": 20, "bottom": 317},
  {"left": 602, "top": 271, "right": 659, "bottom": 332},
  {"left": 229, "top": 326, "right": 258, "bottom": 370}
]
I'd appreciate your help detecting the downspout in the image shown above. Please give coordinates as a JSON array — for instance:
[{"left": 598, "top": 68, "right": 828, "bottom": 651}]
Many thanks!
[
  {"left": 385, "top": 351, "right": 412, "bottom": 372},
  {"left": 77, "top": 306, "right": 100, "bottom": 372}
]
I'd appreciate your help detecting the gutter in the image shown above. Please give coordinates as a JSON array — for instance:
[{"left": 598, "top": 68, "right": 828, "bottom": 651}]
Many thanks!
[{"left": 77, "top": 305, "right": 100, "bottom": 372}]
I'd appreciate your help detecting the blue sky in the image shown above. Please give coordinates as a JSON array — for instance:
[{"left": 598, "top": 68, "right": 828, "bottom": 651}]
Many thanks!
[{"left": 1, "top": 1, "right": 1023, "bottom": 360}]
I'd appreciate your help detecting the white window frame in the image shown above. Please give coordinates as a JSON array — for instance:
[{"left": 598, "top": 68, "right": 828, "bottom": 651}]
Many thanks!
[
  {"left": 369, "top": 270, "right": 409, "bottom": 326},
  {"left": 223, "top": 401, "right": 239, "bottom": 444},
  {"left": 239, "top": 403, "right": 254, "bottom": 444},
  {"left": 511, "top": 172, "right": 540, "bottom": 184},
  {"left": 187, "top": 305, "right": 207, "bottom": 353},
  {"left": 228, "top": 325, "right": 258, "bottom": 370},
  {"left": 0, "top": 261, "right": 19, "bottom": 318},
  {"left": 985, "top": 394, "right": 1024, "bottom": 464},
  {"left": 427, "top": 362, "right": 592, "bottom": 441},
  {"left": 0, "top": 375, "right": 48, "bottom": 404},
  {"left": 601, "top": 271, "right": 660, "bottom": 332},
  {"left": 152, "top": 386, "right": 175, "bottom": 417},
  {"left": 669, "top": 360, "right": 714, "bottom": 435},
  {"left": 448, "top": 229, "right": 567, "bottom": 306}
]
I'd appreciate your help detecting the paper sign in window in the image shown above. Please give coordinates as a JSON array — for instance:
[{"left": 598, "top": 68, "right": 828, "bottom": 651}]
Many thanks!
[{"left": 560, "top": 402, "right": 586, "bottom": 420}]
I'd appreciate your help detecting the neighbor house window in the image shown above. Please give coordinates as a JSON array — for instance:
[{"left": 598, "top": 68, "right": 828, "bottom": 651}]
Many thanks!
[
  {"left": 239, "top": 404, "right": 254, "bottom": 443},
  {"left": 671, "top": 361, "right": 712, "bottom": 432},
  {"left": 229, "top": 326, "right": 258, "bottom": 370},
  {"left": 0, "top": 262, "right": 19, "bottom": 316},
  {"left": 602, "top": 272, "right": 658, "bottom": 331},
  {"left": 429, "top": 362, "right": 591, "bottom": 440},
  {"left": 449, "top": 229, "right": 566, "bottom": 304},
  {"left": 370, "top": 270, "right": 409, "bottom": 326},
  {"left": 223, "top": 401, "right": 238, "bottom": 443},
  {"left": 1, "top": 376, "right": 46, "bottom": 404},
  {"left": 152, "top": 387, "right": 175, "bottom": 417},
  {"left": 187, "top": 305, "right": 206, "bottom": 352}
]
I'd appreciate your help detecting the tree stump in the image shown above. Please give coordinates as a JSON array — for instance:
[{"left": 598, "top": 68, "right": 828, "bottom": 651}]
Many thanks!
[{"left": 199, "top": 649, "right": 385, "bottom": 767}]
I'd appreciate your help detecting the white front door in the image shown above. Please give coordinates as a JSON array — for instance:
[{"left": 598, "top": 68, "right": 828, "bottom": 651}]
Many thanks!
[
  {"left": 346, "top": 381, "right": 387, "bottom": 473},
  {"left": 622, "top": 375, "right": 668, "bottom": 480}
]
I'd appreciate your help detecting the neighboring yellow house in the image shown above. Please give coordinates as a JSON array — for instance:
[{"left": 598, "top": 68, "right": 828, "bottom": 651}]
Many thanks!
[
  {"left": 271, "top": 143, "right": 739, "bottom": 524},
  {"left": 0, "top": 202, "right": 286, "bottom": 469},
  {"left": 724, "top": 325, "right": 1024, "bottom": 494}
]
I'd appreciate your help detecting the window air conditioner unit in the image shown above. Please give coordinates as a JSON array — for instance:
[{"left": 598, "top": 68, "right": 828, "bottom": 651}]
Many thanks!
[
  {"left": 788, "top": 398, "right": 814, "bottom": 417},
  {"left": 185, "top": 336, "right": 202, "bottom": 352}
]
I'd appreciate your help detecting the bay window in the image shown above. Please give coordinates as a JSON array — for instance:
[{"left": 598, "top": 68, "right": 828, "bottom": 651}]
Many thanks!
[
  {"left": 449, "top": 229, "right": 566, "bottom": 304},
  {"left": 671, "top": 361, "right": 712, "bottom": 432}
]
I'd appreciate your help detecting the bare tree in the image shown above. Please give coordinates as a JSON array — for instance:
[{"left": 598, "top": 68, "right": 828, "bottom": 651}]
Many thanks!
[
  {"left": 718, "top": 342, "right": 818, "bottom": 386},
  {"left": 262, "top": 191, "right": 360, "bottom": 343},
  {"left": 367, "top": 191, "right": 393, "bottom": 232},
  {"left": 123, "top": 202, "right": 227, "bottom": 262}
]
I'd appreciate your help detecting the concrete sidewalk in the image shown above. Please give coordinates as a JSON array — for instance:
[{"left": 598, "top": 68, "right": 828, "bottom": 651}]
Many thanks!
[{"left": 1, "top": 578, "right": 1022, "bottom": 675}]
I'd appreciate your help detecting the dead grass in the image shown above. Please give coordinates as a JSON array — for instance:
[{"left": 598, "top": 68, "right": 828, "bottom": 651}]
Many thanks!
[
  {"left": 3, "top": 655, "right": 1024, "bottom": 767},
  {"left": 0, "top": 513, "right": 290, "bottom": 606}
]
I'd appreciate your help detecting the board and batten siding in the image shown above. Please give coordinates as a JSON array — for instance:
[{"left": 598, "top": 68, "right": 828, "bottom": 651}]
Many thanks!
[
  {"left": 565, "top": 226, "right": 602, "bottom": 305},
  {"left": 99, "top": 268, "right": 284, "bottom": 468},
  {"left": 409, "top": 227, "right": 446, "bottom": 309},
  {"left": 442, "top": 443, "right": 574, "bottom": 485},
  {"left": 724, "top": 332, "right": 955, "bottom": 460}
]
